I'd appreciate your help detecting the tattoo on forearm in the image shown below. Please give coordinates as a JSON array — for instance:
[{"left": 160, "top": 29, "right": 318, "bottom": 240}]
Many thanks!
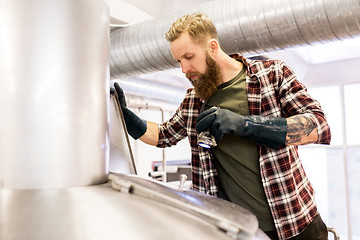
[{"left": 286, "top": 115, "right": 316, "bottom": 144}]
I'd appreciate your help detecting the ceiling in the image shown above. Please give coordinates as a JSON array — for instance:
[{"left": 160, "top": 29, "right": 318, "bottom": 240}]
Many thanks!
[{"left": 105, "top": 0, "right": 360, "bottom": 107}]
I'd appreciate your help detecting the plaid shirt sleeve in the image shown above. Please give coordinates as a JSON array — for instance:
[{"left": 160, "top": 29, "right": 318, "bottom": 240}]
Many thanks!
[
  {"left": 277, "top": 61, "right": 331, "bottom": 144},
  {"left": 156, "top": 99, "right": 188, "bottom": 148},
  {"left": 243, "top": 57, "right": 331, "bottom": 239},
  {"left": 246, "top": 57, "right": 331, "bottom": 144}
]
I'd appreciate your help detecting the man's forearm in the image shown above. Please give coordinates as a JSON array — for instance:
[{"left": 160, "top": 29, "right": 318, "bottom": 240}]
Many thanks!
[
  {"left": 286, "top": 115, "right": 318, "bottom": 145},
  {"left": 139, "top": 121, "right": 159, "bottom": 146}
]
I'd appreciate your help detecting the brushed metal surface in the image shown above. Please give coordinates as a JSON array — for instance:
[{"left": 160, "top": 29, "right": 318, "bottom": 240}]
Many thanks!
[
  {"left": 109, "top": 173, "right": 259, "bottom": 239},
  {"left": 0, "top": 0, "right": 110, "bottom": 189},
  {"left": 0, "top": 182, "right": 269, "bottom": 240},
  {"left": 109, "top": 94, "right": 137, "bottom": 174}
]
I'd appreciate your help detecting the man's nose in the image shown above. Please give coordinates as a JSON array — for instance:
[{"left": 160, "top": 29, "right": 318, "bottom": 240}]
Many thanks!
[{"left": 181, "top": 62, "right": 191, "bottom": 74}]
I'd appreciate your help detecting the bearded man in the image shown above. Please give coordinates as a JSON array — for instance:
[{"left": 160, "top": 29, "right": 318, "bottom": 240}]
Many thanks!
[{"left": 112, "top": 12, "right": 331, "bottom": 240}]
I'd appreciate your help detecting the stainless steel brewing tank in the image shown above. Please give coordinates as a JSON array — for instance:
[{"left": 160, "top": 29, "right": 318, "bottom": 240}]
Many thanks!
[
  {"left": 0, "top": 0, "right": 110, "bottom": 189},
  {"left": 0, "top": 173, "right": 271, "bottom": 240}
]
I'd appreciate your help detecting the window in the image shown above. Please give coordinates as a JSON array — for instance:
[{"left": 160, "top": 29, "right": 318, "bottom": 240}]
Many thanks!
[
  {"left": 307, "top": 86, "right": 342, "bottom": 145},
  {"left": 344, "top": 83, "right": 360, "bottom": 145},
  {"left": 299, "top": 83, "right": 360, "bottom": 240},
  {"left": 348, "top": 148, "right": 360, "bottom": 240}
]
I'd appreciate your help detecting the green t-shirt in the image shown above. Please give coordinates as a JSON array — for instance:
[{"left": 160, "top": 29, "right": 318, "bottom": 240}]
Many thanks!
[{"left": 205, "top": 67, "right": 276, "bottom": 231}]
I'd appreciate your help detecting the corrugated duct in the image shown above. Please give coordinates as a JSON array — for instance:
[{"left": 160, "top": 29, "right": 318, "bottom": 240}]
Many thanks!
[{"left": 110, "top": 0, "right": 360, "bottom": 79}]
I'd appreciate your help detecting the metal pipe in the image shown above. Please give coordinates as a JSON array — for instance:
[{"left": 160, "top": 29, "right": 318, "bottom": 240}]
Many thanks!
[
  {"left": 110, "top": 0, "right": 360, "bottom": 78},
  {"left": 137, "top": 104, "right": 167, "bottom": 182},
  {"left": 0, "top": 0, "right": 110, "bottom": 189}
]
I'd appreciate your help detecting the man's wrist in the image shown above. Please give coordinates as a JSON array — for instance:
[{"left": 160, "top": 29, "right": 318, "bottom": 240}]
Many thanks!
[{"left": 122, "top": 108, "right": 147, "bottom": 140}]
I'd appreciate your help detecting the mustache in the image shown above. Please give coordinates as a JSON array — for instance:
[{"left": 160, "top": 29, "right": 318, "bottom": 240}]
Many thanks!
[{"left": 186, "top": 73, "right": 197, "bottom": 85}]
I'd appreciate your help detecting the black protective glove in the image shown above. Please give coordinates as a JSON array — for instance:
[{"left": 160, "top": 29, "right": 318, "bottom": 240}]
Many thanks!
[
  {"left": 196, "top": 107, "right": 287, "bottom": 149},
  {"left": 111, "top": 82, "right": 147, "bottom": 139}
]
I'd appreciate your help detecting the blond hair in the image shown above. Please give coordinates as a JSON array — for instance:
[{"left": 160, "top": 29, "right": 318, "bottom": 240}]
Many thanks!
[{"left": 165, "top": 12, "right": 218, "bottom": 45}]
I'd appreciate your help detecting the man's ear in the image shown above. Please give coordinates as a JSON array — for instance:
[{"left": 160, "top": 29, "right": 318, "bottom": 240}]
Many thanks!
[{"left": 207, "top": 39, "right": 218, "bottom": 57}]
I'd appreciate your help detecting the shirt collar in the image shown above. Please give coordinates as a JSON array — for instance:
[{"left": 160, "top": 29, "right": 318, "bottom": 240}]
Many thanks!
[
  {"left": 229, "top": 53, "right": 257, "bottom": 77},
  {"left": 229, "top": 53, "right": 259, "bottom": 80}
]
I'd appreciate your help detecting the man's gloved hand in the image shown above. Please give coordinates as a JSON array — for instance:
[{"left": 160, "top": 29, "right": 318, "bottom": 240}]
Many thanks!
[
  {"left": 111, "top": 82, "right": 147, "bottom": 139},
  {"left": 196, "top": 107, "right": 287, "bottom": 149}
]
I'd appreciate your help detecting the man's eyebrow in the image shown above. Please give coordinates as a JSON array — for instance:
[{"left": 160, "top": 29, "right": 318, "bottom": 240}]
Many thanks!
[
  {"left": 173, "top": 52, "right": 192, "bottom": 62},
  {"left": 181, "top": 52, "right": 195, "bottom": 59}
]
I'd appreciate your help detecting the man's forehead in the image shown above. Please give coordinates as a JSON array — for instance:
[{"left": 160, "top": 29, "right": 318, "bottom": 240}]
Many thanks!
[
  {"left": 170, "top": 36, "right": 204, "bottom": 58},
  {"left": 171, "top": 44, "right": 196, "bottom": 58}
]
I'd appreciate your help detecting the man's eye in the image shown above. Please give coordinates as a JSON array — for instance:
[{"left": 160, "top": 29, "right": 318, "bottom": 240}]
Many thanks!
[{"left": 185, "top": 56, "right": 193, "bottom": 60}]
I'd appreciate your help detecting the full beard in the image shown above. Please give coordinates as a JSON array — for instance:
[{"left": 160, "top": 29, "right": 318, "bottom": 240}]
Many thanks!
[{"left": 187, "top": 54, "right": 222, "bottom": 101}]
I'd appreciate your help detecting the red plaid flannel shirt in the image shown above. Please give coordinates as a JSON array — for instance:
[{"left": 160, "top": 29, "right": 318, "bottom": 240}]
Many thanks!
[{"left": 156, "top": 55, "right": 331, "bottom": 239}]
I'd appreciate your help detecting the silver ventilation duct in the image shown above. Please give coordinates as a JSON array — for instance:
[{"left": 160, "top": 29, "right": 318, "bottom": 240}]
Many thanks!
[{"left": 110, "top": 0, "right": 360, "bottom": 78}]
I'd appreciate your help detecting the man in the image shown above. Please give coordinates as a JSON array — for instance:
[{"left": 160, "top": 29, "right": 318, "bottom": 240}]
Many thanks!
[{"left": 112, "top": 12, "right": 331, "bottom": 240}]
